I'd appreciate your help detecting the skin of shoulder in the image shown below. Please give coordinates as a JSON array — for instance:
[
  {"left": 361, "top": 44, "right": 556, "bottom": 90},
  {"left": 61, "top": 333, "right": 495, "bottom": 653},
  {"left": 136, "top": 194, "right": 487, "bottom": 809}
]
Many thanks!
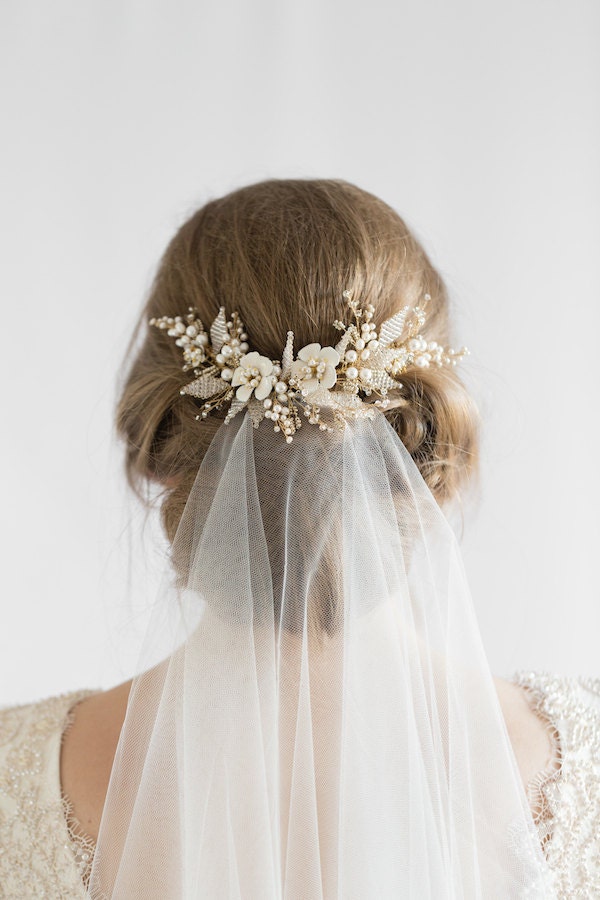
[
  {"left": 59, "top": 675, "right": 554, "bottom": 842},
  {"left": 60, "top": 678, "right": 133, "bottom": 842},
  {"left": 493, "top": 675, "right": 558, "bottom": 800}
]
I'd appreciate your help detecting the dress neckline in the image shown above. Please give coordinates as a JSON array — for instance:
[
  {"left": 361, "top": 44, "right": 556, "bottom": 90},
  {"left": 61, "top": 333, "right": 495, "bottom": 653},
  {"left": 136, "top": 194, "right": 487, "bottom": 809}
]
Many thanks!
[
  {"left": 512, "top": 672, "right": 565, "bottom": 854},
  {"left": 56, "top": 689, "right": 101, "bottom": 890}
]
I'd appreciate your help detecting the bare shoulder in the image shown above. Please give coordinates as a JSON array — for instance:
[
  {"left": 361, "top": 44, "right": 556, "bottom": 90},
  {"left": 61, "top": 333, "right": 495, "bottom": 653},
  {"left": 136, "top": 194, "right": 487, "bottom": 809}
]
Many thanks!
[
  {"left": 493, "top": 675, "right": 558, "bottom": 799},
  {"left": 60, "top": 677, "right": 132, "bottom": 842}
]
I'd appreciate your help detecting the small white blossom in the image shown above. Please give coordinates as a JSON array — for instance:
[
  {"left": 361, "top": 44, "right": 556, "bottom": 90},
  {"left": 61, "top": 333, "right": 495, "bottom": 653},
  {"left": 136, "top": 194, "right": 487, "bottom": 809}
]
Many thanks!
[
  {"left": 231, "top": 351, "right": 275, "bottom": 402},
  {"left": 290, "top": 343, "right": 340, "bottom": 394}
]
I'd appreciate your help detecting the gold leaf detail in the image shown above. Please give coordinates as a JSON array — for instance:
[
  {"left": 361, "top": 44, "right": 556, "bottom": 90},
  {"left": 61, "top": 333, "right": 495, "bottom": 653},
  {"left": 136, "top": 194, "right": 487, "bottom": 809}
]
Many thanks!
[
  {"left": 182, "top": 374, "right": 225, "bottom": 399},
  {"left": 378, "top": 307, "right": 410, "bottom": 347},
  {"left": 210, "top": 307, "right": 228, "bottom": 352},
  {"left": 281, "top": 331, "right": 294, "bottom": 379},
  {"left": 247, "top": 398, "right": 266, "bottom": 428},
  {"left": 224, "top": 397, "right": 248, "bottom": 423}
]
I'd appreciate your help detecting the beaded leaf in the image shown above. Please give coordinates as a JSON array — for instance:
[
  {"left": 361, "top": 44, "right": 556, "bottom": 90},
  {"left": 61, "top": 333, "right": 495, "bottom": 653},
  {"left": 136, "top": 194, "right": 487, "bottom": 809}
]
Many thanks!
[
  {"left": 378, "top": 306, "right": 411, "bottom": 348},
  {"left": 182, "top": 374, "right": 226, "bottom": 400},
  {"left": 209, "top": 307, "right": 229, "bottom": 352}
]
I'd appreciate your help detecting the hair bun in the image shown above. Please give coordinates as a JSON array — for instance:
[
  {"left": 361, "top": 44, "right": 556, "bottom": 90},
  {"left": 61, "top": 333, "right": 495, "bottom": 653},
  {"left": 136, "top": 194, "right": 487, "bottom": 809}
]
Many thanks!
[{"left": 116, "top": 178, "right": 479, "bottom": 539}]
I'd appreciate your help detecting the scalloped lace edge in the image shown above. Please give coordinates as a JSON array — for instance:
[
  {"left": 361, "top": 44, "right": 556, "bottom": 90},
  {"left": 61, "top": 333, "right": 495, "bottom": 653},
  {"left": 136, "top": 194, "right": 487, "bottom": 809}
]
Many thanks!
[
  {"left": 59, "top": 696, "right": 98, "bottom": 889},
  {"left": 514, "top": 677, "right": 564, "bottom": 854}
]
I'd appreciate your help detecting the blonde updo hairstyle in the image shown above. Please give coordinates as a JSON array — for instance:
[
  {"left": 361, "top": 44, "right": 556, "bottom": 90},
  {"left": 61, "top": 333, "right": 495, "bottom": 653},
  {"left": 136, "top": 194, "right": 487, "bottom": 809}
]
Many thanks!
[{"left": 117, "top": 179, "right": 479, "bottom": 543}]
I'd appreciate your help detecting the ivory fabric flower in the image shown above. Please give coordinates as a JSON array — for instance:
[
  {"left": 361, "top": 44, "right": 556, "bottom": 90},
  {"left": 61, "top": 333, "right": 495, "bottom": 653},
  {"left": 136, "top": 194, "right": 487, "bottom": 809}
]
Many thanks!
[
  {"left": 231, "top": 351, "right": 275, "bottom": 401},
  {"left": 290, "top": 343, "right": 341, "bottom": 394}
]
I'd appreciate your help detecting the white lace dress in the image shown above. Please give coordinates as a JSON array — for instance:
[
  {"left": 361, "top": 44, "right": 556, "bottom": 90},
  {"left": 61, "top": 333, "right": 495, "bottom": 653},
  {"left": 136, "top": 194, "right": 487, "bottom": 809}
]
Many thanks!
[{"left": 0, "top": 674, "right": 599, "bottom": 899}]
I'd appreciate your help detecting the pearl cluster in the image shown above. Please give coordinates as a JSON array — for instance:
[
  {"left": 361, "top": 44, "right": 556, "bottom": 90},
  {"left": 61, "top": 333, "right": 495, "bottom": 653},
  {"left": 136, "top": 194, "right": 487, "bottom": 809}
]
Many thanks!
[
  {"left": 262, "top": 386, "right": 302, "bottom": 443},
  {"left": 332, "top": 294, "right": 380, "bottom": 391},
  {"left": 407, "top": 336, "right": 462, "bottom": 369},
  {"left": 150, "top": 291, "right": 468, "bottom": 443},
  {"left": 149, "top": 313, "right": 210, "bottom": 370},
  {"left": 149, "top": 309, "right": 250, "bottom": 375}
]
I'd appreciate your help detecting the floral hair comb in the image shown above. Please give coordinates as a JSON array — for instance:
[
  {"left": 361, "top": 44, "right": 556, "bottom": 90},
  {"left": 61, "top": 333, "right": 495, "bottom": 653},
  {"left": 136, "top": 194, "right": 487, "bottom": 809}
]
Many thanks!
[{"left": 149, "top": 290, "right": 468, "bottom": 442}]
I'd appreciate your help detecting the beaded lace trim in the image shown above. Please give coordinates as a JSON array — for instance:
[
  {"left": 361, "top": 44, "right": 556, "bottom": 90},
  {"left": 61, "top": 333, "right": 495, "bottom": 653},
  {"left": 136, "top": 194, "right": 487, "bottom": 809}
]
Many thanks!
[
  {"left": 513, "top": 670, "right": 600, "bottom": 897},
  {"left": 513, "top": 674, "right": 564, "bottom": 852},
  {"left": 60, "top": 698, "right": 98, "bottom": 888}
]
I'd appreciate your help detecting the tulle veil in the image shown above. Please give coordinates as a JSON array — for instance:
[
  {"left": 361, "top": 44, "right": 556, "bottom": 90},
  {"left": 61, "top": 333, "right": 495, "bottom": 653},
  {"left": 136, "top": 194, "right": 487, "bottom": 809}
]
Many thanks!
[{"left": 88, "top": 404, "right": 554, "bottom": 898}]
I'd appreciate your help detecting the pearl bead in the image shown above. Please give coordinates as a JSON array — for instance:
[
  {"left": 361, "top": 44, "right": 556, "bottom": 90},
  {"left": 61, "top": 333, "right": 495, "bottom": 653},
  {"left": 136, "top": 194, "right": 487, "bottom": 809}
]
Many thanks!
[
  {"left": 175, "top": 322, "right": 186, "bottom": 334},
  {"left": 273, "top": 403, "right": 282, "bottom": 413},
  {"left": 273, "top": 364, "right": 282, "bottom": 376},
  {"left": 408, "top": 339, "right": 420, "bottom": 352},
  {"left": 367, "top": 339, "right": 379, "bottom": 350},
  {"left": 355, "top": 339, "right": 365, "bottom": 350},
  {"left": 239, "top": 342, "right": 249, "bottom": 352},
  {"left": 274, "top": 425, "right": 280, "bottom": 431},
  {"left": 415, "top": 356, "right": 429, "bottom": 367},
  {"left": 215, "top": 354, "right": 225, "bottom": 365},
  {"left": 428, "top": 341, "right": 438, "bottom": 350},
  {"left": 360, "top": 349, "right": 370, "bottom": 360},
  {"left": 263, "top": 398, "right": 273, "bottom": 408},
  {"left": 186, "top": 325, "right": 197, "bottom": 337},
  {"left": 221, "top": 344, "right": 233, "bottom": 357},
  {"left": 240, "top": 332, "right": 248, "bottom": 340},
  {"left": 221, "top": 368, "right": 233, "bottom": 380},
  {"left": 275, "top": 381, "right": 287, "bottom": 393},
  {"left": 230, "top": 337, "right": 240, "bottom": 346},
  {"left": 197, "top": 334, "right": 209, "bottom": 346},
  {"left": 286, "top": 436, "right": 293, "bottom": 443},
  {"left": 346, "top": 366, "right": 358, "bottom": 380},
  {"left": 360, "top": 368, "right": 372, "bottom": 380},
  {"left": 345, "top": 350, "right": 358, "bottom": 362}
]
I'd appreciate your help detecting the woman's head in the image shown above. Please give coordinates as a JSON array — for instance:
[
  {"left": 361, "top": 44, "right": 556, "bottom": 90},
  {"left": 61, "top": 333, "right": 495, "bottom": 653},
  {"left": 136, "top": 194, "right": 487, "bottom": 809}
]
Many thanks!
[{"left": 117, "top": 178, "right": 479, "bottom": 541}]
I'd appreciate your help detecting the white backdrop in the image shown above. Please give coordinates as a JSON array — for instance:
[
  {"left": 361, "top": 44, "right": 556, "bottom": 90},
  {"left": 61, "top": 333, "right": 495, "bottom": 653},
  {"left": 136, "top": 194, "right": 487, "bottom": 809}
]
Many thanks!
[{"left": 1, "top": 1, "right": 598, "bottom": 705}]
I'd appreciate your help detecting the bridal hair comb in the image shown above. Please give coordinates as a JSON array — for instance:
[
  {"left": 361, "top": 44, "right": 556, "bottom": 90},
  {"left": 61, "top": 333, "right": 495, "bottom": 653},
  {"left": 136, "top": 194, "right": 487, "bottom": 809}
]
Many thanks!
[{"left": 150, "top": 290, "right": 468, "bottom": 442}]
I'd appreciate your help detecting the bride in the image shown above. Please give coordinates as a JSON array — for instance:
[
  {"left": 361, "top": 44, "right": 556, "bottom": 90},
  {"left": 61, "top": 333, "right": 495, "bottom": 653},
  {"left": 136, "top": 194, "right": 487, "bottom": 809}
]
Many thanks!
[{"left": 1, "top": 178, "right": 598, "bottom": 898}]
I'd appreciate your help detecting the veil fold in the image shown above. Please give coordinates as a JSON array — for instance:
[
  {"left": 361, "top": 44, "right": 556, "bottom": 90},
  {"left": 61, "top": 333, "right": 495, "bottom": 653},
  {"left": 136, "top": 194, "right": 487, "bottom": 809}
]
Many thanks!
[{"left": 89, "top": 407, "right": 554, "bottom": 899}]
